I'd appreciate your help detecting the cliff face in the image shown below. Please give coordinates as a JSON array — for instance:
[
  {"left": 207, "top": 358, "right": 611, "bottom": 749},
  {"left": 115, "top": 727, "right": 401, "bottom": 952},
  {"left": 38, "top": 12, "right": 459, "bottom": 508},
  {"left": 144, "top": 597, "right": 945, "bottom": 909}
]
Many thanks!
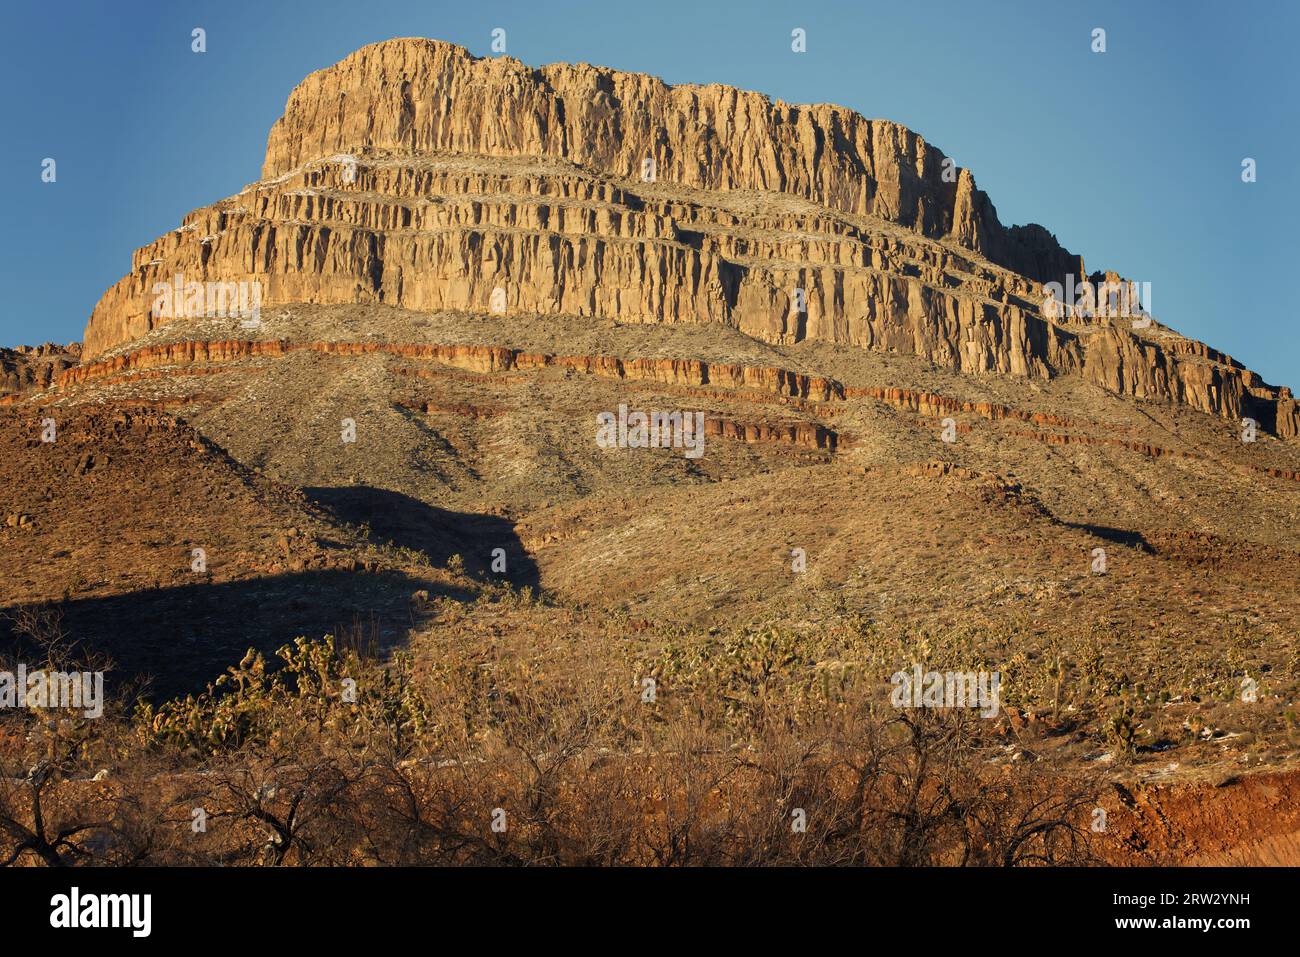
[
  {"left": 0, "top": 343, "right": 81, "bottom": 402},
  {"left": 80, "top": 38, "right": 1296, "bottom": 437},
  {"left": 259, "top": 40, "right": 1044, "bottom": 266}
]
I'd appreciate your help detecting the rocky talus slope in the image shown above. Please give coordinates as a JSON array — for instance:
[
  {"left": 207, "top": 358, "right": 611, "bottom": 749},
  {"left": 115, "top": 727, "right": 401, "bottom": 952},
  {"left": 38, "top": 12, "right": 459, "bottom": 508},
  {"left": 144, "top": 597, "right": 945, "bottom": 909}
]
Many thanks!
[{"left": 79, "top": 38, "right": 1295, "bottom": 437}]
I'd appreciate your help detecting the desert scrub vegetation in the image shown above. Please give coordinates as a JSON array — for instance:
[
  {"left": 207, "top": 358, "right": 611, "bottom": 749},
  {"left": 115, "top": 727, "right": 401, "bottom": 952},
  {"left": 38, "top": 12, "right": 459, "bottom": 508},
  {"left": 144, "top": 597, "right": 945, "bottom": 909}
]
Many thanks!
[
  {"left": 2, "top": 585, "right": 1294, "bottom": 866},
  {"left": 608, "top": 604, "right": 1293, "bottom": 765},
  {"left": 0, "top": 594, "right": 1110, "bottom": 867}
]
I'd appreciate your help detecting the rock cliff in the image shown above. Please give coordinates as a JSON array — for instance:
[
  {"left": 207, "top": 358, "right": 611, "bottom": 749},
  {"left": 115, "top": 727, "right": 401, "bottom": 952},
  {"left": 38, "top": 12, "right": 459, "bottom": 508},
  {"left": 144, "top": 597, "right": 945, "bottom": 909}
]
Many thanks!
[
  {"left": 0, "top": 343, "right": 81, "bottom": 401},
  {"left": 80, "top": 38, "right": 1296, "bottom": 437}
]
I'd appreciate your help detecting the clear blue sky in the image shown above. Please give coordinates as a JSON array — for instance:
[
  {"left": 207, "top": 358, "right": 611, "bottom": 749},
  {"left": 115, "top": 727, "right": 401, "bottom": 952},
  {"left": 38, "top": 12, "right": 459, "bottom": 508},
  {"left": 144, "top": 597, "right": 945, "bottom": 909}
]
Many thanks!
[{"left": 2, "top": 0, "right": 1295, "bottom": 387}]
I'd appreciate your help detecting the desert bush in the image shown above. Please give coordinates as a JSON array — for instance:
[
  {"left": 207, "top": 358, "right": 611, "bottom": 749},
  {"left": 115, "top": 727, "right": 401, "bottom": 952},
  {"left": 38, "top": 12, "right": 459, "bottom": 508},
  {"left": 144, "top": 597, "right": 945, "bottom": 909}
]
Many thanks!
[{"left": 1, "top": 599, "right": 1107, "bottom": 866}]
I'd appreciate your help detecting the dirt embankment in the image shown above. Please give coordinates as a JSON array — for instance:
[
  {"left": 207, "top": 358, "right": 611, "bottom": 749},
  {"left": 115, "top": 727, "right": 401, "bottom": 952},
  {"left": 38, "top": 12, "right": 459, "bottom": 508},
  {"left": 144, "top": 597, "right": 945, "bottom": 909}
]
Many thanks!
[{"left": 1103, "top": 768, "right": 1300, "bottom": 865}]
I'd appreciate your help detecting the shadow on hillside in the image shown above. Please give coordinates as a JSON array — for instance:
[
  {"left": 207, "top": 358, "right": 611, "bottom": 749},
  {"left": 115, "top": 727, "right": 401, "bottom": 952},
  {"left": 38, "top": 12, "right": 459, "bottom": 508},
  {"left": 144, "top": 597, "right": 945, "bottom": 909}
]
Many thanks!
[
  {"left": 0, "top": 568, "right": 471, "bottom": 702},
  {"left": 305, "top": 485, "right": 540, "bottom": 588},
  {"left": 1063, "top": 521, "right": 1153, "bottom": 552}
]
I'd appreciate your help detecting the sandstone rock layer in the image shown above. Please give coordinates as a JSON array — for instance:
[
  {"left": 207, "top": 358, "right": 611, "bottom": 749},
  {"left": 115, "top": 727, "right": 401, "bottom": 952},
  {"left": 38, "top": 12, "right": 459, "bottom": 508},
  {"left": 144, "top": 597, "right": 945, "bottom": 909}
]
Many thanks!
[{"left": 80, "top": 38, "right": 1295, "bottom": 438}]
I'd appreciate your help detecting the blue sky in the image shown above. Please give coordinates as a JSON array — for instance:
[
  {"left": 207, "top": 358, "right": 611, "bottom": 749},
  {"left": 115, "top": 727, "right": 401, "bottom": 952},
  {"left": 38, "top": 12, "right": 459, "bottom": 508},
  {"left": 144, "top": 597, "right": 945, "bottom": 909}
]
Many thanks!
[{"left": 2, "top": 0, "right": 1295, "bottom": 387}]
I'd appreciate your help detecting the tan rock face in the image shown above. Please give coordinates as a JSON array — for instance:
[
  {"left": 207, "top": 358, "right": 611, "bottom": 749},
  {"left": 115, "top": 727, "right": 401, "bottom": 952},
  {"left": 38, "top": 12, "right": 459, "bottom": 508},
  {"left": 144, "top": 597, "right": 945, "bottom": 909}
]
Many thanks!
[
  {"left": 81, "top": 37, "right": 1295, "bottom": 437},
  {"left": 264, "top": 43, "right": 952, "bottom": 231}
]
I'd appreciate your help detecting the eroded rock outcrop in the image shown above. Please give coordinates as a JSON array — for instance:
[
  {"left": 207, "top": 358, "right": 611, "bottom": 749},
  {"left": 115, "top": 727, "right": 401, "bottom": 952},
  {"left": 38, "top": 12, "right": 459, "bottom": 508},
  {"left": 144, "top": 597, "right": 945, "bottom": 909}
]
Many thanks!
[
  {"left": 0, "top": 343, "right": 81, "bottom": 402},
  {"left": 60, "top": 338, "right": 844, "bottom": 401},
  {"left": 79, "top": 38, "right": 1296, "bottom": 438}
]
